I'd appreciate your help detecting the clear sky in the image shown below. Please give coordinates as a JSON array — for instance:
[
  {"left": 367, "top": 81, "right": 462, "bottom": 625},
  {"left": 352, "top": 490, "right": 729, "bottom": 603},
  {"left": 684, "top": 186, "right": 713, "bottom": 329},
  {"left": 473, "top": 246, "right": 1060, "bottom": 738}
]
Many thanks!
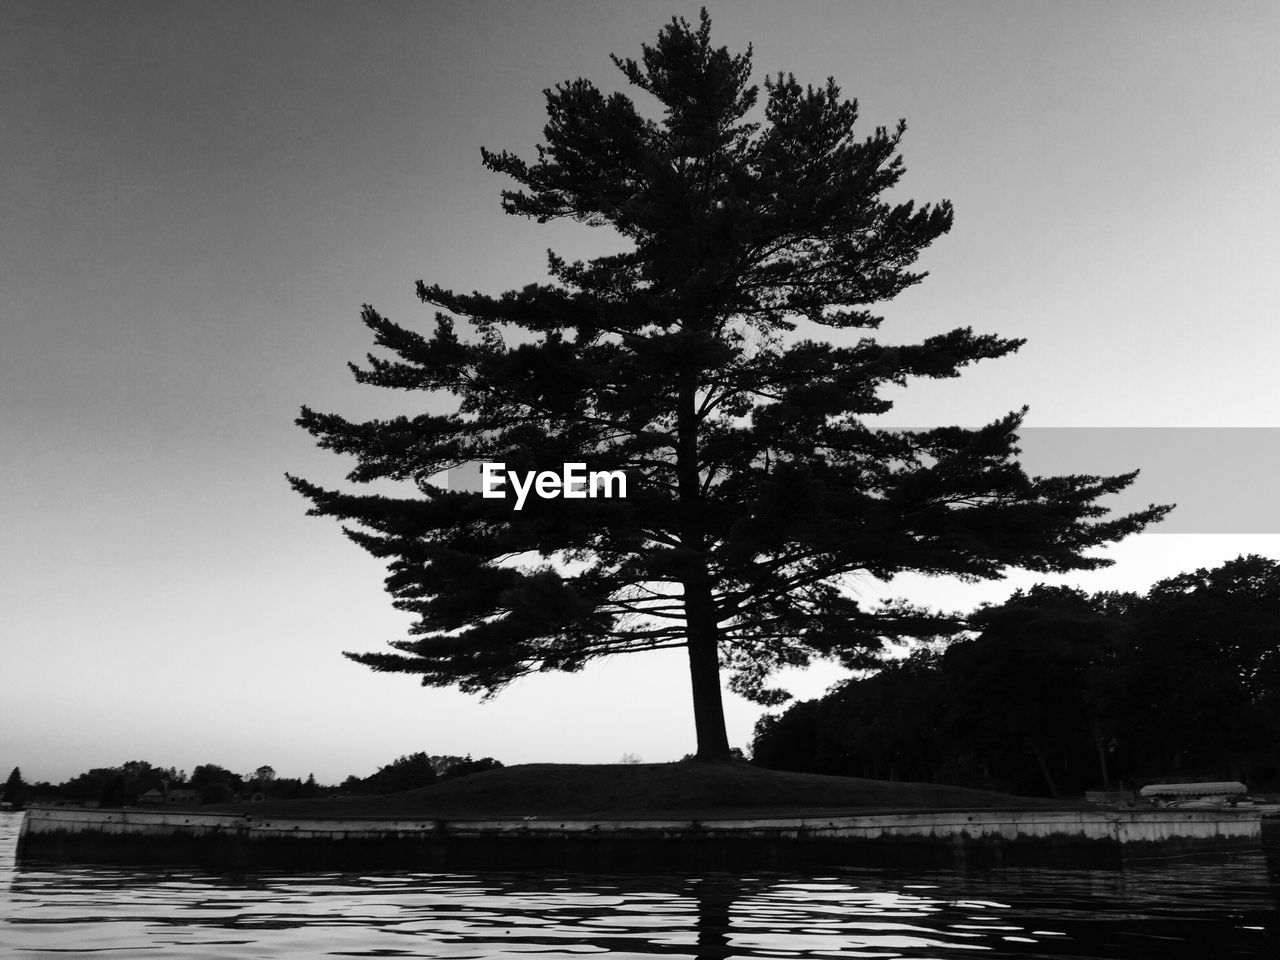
[{"left": 3, "top": 1, "right": 1278, "bottom": 785}]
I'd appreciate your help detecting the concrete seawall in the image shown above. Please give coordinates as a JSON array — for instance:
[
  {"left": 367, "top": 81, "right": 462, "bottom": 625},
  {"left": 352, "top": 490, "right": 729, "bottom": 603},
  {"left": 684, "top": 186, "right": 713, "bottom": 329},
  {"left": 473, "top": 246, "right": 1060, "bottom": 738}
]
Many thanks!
[{"left": 17, "top": 805, "right": 1263, "bottom": 870}]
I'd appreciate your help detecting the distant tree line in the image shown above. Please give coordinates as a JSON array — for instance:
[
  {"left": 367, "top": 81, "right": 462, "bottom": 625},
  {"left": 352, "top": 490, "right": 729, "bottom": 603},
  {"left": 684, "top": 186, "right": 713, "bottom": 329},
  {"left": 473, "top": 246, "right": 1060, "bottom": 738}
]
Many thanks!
[
  {"left": 1, "top": 752, "right": 503, "bottom": 808},
  {"left": 339, "top": 753, "right": 503, "bottom": 795},
  {"left": 753, "top": 555, "right": 1280, "bottom": 797}
]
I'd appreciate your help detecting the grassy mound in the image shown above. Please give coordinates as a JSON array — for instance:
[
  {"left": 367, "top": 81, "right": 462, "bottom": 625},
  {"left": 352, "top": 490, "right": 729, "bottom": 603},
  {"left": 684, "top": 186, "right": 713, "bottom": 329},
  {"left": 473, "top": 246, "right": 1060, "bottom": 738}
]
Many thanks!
[{"left": 215, "top": 762, "right": 1059, "bottom": 819}]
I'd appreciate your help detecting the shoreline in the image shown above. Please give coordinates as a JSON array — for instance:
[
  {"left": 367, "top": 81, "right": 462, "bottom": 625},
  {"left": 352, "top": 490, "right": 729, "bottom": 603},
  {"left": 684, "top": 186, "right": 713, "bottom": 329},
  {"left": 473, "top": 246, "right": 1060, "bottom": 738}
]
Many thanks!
[{"left": 17, "top": 804, "right": 1263, "bottom": 871}]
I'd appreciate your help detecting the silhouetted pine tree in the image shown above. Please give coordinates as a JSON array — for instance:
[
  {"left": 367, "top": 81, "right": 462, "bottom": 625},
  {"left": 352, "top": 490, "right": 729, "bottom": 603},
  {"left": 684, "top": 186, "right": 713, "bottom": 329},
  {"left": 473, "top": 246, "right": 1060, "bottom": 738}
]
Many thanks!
[
  {"left": 3, "top": 766, "right": 25, "bottom": 809},
  {"left": 291, "top": 12, "right": 1168, "bottom": 759}
]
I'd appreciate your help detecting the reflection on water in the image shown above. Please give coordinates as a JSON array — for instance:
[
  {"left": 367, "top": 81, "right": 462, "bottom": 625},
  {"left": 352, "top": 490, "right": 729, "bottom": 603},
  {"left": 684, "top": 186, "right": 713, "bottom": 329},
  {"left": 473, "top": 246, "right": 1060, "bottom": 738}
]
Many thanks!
[{"left": 3, "top": 811, "right": 1278, "bottom": 958}]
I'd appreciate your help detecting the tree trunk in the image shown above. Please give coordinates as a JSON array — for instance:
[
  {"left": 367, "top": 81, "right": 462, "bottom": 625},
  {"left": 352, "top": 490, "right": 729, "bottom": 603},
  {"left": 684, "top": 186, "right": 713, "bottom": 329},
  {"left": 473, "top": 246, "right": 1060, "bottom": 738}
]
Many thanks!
[
  {"left": 1092, "top": 717, "right": 1111, "bottom": 788},
  {"left": 686, "top": 587, "right": 731, "bottom": 760},
  {"left": 1027, "top": 737, "right": 1061, "bottom": 798},
  {"left": 677, "top": 368, "right": 731, "bottom": 761}
]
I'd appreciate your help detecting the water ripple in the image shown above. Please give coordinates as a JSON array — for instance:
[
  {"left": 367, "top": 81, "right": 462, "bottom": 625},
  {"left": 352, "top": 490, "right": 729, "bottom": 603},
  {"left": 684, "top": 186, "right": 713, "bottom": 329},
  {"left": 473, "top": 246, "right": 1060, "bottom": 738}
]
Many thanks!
[{"left": 3, "top": 812, "right": 1278, "bottom": 958}]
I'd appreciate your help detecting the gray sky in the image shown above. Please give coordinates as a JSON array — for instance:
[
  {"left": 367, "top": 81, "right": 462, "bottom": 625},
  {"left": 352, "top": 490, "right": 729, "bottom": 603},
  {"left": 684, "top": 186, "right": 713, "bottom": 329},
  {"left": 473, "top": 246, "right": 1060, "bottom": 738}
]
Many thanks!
[{"left": 4, "top": 0, "right": 1278, "bottom": 785}]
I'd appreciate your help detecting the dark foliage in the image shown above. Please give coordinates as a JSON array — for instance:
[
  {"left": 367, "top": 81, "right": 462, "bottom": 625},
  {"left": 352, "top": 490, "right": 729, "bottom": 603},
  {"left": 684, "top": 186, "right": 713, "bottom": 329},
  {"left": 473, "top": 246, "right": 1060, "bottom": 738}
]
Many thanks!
[
  {"left": 3, "top": 766, "right": 25, "bottom": 809},
  {"left": 754, "top": 555, "right": 1280, "bottom": 794},
  {"left": 290, "top": 11, "right": 1168, "bottom": 759},
  {"left": 189, "top": 764, "right": 245, "bottom": 804},
  {"left": 48, "top": 760, "right": 181, "bottom": 806},
  {"left": 343, "top": 752, "right": 505, "bottom": 795}
]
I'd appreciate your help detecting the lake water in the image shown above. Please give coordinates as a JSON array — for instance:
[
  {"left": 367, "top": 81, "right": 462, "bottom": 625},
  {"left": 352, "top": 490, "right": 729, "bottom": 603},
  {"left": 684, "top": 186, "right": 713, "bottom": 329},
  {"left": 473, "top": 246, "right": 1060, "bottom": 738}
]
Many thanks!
[{"left": 3, "top": 811, "right": 1279, "bottom": 958}]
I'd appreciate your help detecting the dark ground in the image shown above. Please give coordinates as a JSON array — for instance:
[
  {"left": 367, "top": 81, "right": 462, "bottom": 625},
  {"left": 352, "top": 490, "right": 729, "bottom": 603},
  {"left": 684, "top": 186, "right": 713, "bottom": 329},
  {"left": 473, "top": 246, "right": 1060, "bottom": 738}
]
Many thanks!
[{"left": 203, "top": 761, "right": 1064, "bottom": 819}]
